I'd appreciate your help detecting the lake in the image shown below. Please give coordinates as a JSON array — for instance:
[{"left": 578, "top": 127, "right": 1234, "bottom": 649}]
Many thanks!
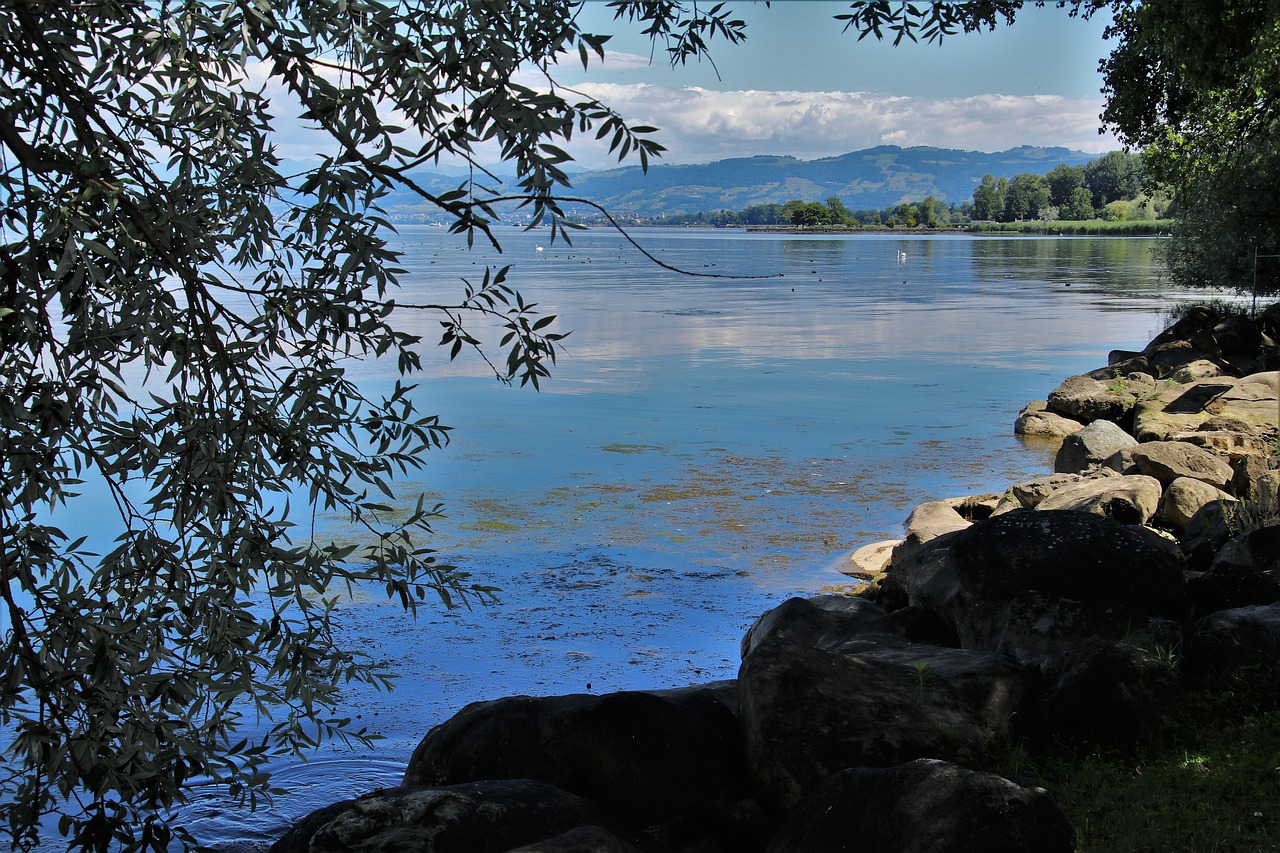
[{"left": 38, "top": 228, "right": 1205, "bottom": 848}]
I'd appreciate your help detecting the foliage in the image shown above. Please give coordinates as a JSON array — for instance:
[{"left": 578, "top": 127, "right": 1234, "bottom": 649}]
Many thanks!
[
  {"left": 968, "top": 220, "right": 1166, "bottom": 235},
  {"left": 1097, "top": 0, "right": 1280, "bottom": 295},
  {"left": 0, "top": 0, "right": 743, "bottom": 849},
  {"left": 997, "top": 674, "right": 1280, "bottom": 852}
]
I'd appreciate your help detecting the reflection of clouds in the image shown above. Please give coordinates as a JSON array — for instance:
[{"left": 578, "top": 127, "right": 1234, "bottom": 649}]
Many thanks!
[{"left": 383, "top": 229, "right": 1169, "bottom": 392}]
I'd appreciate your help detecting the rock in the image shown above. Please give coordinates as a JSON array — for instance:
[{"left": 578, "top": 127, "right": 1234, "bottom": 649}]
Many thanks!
[
  {"left": 738, "top": 637, "right": 1025, "bottom": 812},
  {"left": 1029, "top": 639, "right": 1180, "bottom": 748},
  {"left": 1047, "top": 373, "right": 1141, "bottom": 423},
  {"left": 1232, "top": 455, "right": 1273, "bottom": 501},
  {"left": 1180, "top": 499, "right": 1240, "bottom": 571},
  {"left": 1162, "top": 476, "right": 1234, "bottom": 531},
  {"left": 402, "top": 688, "right": 742, "bottom": 829},
  {"left": 1014, "top": 400, "right": 1086, "bottom": 438},
  {"left": 507, "top": 825, "right": 645, "bottom": 853},
  {"left": 846, "top": 539, "right": 898, "bottom": 576},
  {"left": 271, "top": 780, "right": 622, "bottom": 853},
  {"left": 1002, "top": 472, "right": 1089, "bottom": 510},
  {"left": 1131, "top": 374, "right": 1280, "bottom": 442},
  {"left": 1169, "top": 358, "right": 1226, "bottom": 383},
  {"left": 1184, "top": 562, "right": 1280, "bottom": 616},
  {"left": 1131, "top": 440, "right": 1235, "bottom": 490},
  {"left": 765, "top": 760, "right": 1074, "bottom": 853},
  {"left": 741, "top": 595, "right": 888, "bottom": 657},
  {"left": 1213, "top": 523, "right": 1280, "bottom": 573},
  {"left": 1035, "top": 474, "right": 1163, "bottom": 525},
  {"left": 952, "top": 589, "right": 1181, "bottom": 665},
  {"left": 1054, "top": 419, "right": 1137, "bottom": 474},
  {"left": 891, "top": 500, "right": 972, "bottom": 565},
  {"left": 1145, "top": 340, "right": 1218, "bottom": 377},
  {"left": 951, "top": 510, "right": 1185, "bottom": 614},
  {"left": 1187, "top": 602, "right": 1280, "bottom": 681}
]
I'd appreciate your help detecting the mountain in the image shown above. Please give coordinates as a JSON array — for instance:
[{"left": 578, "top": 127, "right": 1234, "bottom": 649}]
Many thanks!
[{"left": 377, "top": 145, "right": 1099, "bottom": 222}]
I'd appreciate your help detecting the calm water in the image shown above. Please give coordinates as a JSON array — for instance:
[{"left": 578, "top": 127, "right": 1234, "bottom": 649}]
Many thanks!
[{"left": 29, "top": 229, "right": 1204, "bottom": 847}]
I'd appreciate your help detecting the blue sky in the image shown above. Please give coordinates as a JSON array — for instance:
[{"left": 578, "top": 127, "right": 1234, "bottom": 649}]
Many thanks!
[{"left": 529, "top": 1, "right": 1119, "bottom": 168}]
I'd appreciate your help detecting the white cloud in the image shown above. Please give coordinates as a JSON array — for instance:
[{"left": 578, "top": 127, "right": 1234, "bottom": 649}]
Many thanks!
[{"left": 552, "top": 84, "right": 1117, "bottom": 170}]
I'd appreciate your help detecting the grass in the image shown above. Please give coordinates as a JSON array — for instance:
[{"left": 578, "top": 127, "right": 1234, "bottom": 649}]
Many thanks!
[
  {"left": 995, "top": 675, "right": 1280, "bottom": 852},
  {"left": 968, "top": 219, "right": 1168, "bottom": 236}
]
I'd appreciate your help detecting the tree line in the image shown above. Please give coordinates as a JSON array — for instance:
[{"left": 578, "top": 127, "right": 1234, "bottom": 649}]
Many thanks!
[
  {"left": 971, "top": 150, "right": 1166, "bottom": 223},
  {"left": 638, "top": 150, "right": 1166, "bottom": 230}
]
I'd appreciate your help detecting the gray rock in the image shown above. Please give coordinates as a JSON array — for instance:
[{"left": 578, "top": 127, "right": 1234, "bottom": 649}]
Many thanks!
[
  {"left": 1003, "top": 472, "right": 1088, "bottom": 510},
  {"left": 738, "top": 637, "right": 1025, "bottom": 812},
  {"left": 507, "top": 825, "right": 646, "bottom": 853},
  {"left": 1184, "top": 563, "right": 1280, "bottom": 616},
  {"left": 1047, "top": 374, "right": 1141, "bottom": 423},
  {"left": 402, "top": 688, "right": 742, "bottom": 828},
  {"left": 1180, "top": 499, "right": 1240, "bottom": 571},
  {"left": 1213, "top": 524, "right": 1280, "bottom": 573},
  {"left": 1015, "top": 399, "right": 1086, "bottom": 438},
  {"left": 1162, "top": 476, "right": 1233, "bottom": 531},
  {"left": 1187, "top": 602, "right": 1280, "bottom": 681},
  {"left": 1169, "top": 358, "right": 1225, "bottom": 383},
  {"left": 766, "top": 760, "right": 1073, "bottom": 853},
  {"left": 1029, "top": 639, "right": 1180, "bottom": 748},
  {"left": 1132, "top": 440, "right": 1235, "bottom": 490},
  {"left": 271, "top": 780, "right": 620, "bottom": 853},
  {"left": 954, "top": 589, "right": 1181, "bottom": 665},
  {"left": 952, "top": 510, "right": 1185, "bottom": 614},
  {"left": 741, "top": 595, "right": 888, "bottom": 658},
  {"left": 891, "top": 500, "right": 972, "bottom": 565},
  {"left": 1035, "top": 474, "right": 1163, "bottom": 525},
  {"left": 1054, "top": 419, "right": 1138, "bottom": 474},
  {"left": 1132, "top": 374, "right": 1280, "bottom": 442}
]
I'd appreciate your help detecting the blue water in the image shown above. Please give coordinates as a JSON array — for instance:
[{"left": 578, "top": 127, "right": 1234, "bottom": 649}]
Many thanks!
[{"left": 21, "top": 228, "right": 1201, "bottom": 848}]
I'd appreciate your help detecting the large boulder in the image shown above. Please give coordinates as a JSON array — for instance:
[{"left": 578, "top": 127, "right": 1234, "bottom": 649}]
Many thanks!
[
  {"left": 1035, "top": 474, "right": 1163, "bottom": 525},
  {"left": 1186, "top": 602, "right": 1280, "bottom": 682},
  {"left": 737, "top": 636, "right": 1026, "bottom": 812},
  {"left": 740, "top": 595, "right": 889, "bottom": 657},
  {"left": 890, "top": 496, "right": 995, "bottom": 564},
  {"left": 1027, "top": 639, "right": 1180, "bottom": 748},
  {"left": 271, "top": 780, "right": 626, "bottom": 853},
  {"left": 766, "top": 760, "right": 1074, "bottom": 853},
  {"left": 1015, "top": 399, "right": 1086, "bottom": 438},
  {"left": 1054, "top": 419, "right": 1137, "bottom": 474},
  {"left": 950, "top": 510, "right": 1185, "bottom": 614},
  {"left": 951, "top": 589, "right": 1180, "bottom": 665},
  {"left": 1213, "top": 523, "right": 1280, "bottom": 573},
  {"left": 1131, "top": 373, "right": 1280, "bottom": 443},
  {"left": 402, "top": 687, "right": 742, "bottom": 829},
  {"left": 1131, "top": 440, "right": 1235, "bottom": 490},
  {"left": 998, "top": 472, "right": 1089, "bottom": 511},
  {"left": 1162, "top": 476, "right": 1234, "bottom": 531},
  {"left": 1047, "top": 373, "right": 1142, "bottom": 423}
]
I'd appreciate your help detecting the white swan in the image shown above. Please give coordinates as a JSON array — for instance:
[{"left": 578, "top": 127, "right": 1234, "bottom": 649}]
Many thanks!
[{"left": 897, "top": 250, "right": 907, "bottom": 261}]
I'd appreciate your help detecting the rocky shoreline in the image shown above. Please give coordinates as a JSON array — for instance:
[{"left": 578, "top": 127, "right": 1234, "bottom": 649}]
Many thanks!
[{"left": 271, "top": 304, "right": 1280, "bottom": 853}]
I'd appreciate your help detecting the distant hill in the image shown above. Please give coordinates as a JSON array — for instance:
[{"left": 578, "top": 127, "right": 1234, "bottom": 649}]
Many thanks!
[{"left": 377, "top": 145, "right": 1099, "bottom": 222}]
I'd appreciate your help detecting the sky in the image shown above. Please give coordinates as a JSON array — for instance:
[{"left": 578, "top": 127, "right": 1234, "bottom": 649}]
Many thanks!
[{"left": 513, "top": 1, "right": 1120, "bottom": 170}]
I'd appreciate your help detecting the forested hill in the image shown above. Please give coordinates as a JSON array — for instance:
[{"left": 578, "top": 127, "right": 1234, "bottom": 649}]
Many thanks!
[
  {"left": 377, "top": 145, "right": 1096, "bottom": 222},
  {"left": 567, "top": 146, "right": 1093, "bottom": 217}
]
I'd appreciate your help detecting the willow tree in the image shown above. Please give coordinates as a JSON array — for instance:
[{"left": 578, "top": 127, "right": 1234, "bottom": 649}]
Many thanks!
[{"left": 0, "top": 1, "right": 750, "bottom": 849}]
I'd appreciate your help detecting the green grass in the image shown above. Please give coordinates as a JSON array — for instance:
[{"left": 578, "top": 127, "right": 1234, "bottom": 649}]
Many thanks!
[
  {"left": 968, "top": 219, "right": 1169, "bottom": 236},
  {"left": 997, "top": 677, "right": 1280, "bottom": 852}
]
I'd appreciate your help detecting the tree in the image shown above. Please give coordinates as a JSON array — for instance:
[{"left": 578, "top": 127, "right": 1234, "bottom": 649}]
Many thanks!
[
  {"left": 1046, "top": 163, "right": 1086, "bottom": 208},
  {"left": 0, "top": 1, "right": 753, "bottom": 849},
  {"left": 1084, "top": 150, "right": 1145, "bottom": 208},
  {"left": 1062, "top": 186, "right": 1097, "bottom": 221},
  {"left": 971, "top": 174, "right": 1007, "bottom": 221},
  {"left": 826, "top": 196, "right": 852, "bottom": 226},
  {"left": 1098, "top": 0, "right": 1280, "bottom": 294},
  {"left": 1004, "top": 173, "right": 1052, "bottom": 221}
]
